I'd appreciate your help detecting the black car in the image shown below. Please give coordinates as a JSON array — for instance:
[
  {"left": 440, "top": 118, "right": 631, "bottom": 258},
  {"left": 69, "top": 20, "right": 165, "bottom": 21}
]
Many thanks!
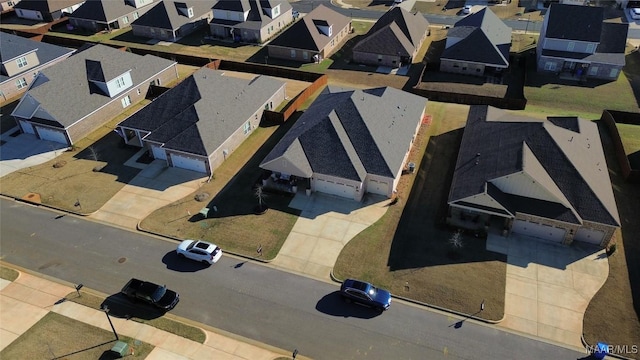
[{"left": 340, "top": 279, "right": 391, "bottom": 312}]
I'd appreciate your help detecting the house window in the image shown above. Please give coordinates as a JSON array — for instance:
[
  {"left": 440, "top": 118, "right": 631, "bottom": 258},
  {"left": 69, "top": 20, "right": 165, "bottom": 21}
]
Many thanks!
[
  {"left": 133, "top": 11, "right": 139, "bottom": 19},
  {"left": 544, "top": 62, "right": 557, "bottom": 71},
  {"left": 188, "top": 7, "right": 194, "bottom": 18},
  {"left": 121, "top": 95, "right": 131, "bottom": 108},
  {"left": 290, "top": 49, "right": 296, "bottom": 58},
  {"left": 586, "top": 43, "right": 595, "bottom": 53},
  {"left": 589, "top": 66, "right": 598, "bottom": 75},
  {"left": 122, "top": 16, "right": 129, "bottom": 24},
  {"left": 609, "top": 68, "right": 618, "bottom": 78},
  {"left": 115, "top": 76, "right": 126, "bottom": 88},
  {"left": 243, "top": 121, "right": 251, "bottom": 134},
  {"left": 567, "top": 42, "right": 575, "bottom": 51},
  {"left": 15, "top": 77, "right": 27, "bottom": 89},
  {"left": 453, "top": 63, "right": 459, "bottom": 68},
  {"left": 303, "top": 51, "right": 308, "bottom": 60},
  {"left": 16, "top": 57, "right": 28, "bottom": 68}
]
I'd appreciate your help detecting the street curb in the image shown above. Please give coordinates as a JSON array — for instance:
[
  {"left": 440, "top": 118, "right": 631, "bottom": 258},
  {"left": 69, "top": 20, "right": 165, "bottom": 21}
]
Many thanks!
[
  {"left": 328, "top": 270, "right": 505, "bottom": 324},
  {"left": 0, "top": 261, "right": 304, "bottom": 360},
  {"left": 1, "top": 193, "right": 97, "bottom": 217}
]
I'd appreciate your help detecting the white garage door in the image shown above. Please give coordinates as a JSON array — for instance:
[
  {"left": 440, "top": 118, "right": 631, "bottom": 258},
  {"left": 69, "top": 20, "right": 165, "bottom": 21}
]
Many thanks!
[
  {"left": 367, "top": 179, "right": 389, "bottom": 196},
  {"left": 512, "top": 220, "right": 566, "bottom": 243},
  {"left": 170, "top": 154, "right": 207, "bottom": 173},
  {"left": 315, "top": 178, "right": 355, "bottom": 198},
  {"left": 574, "top": 228, "right": 605, "bottom": 245},
  {"left": 36, "top": 127, "right": 67, "bottom": 145},
  {"left": 20, "top": 120, "right": 35, "bottom": 134},
  {"left": 151, "top": 145, "right": 167, "bottom": 160}
]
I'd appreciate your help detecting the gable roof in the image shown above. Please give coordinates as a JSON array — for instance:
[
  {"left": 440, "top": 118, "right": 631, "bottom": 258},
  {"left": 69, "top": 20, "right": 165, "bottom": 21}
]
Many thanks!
[
  {"left": 441, "top": 7, "right": 511, "bottom": 67},
  {"left": 545, "top": 3, "right": 603, "bottom": 43},
  {"left": 0, "top": 33, "right": 74, "bottom": 83},
  {"left": 131, "top": 0, "right": 214, "bottom": 30},
  {"left": 260, "top": 86, "right": 427, "bottom": 180},
  {"left": 352, "top": 7, "right": 429, "bottom": 57},
  {"left": 119, "top": 68, "right": 285, "bottom": 156},
  {"left": 69, "top": 0, "right": 160, "bottom": 23},
  {"left": 13, "top": 44, "right": 176, "bottom": 128},
  {"left": 448, "top": 105, "right": 620, "bottom": 227},
  {"left": 210, "top": 0, "right": 292, "bottom": 31},
  {"left": 14, "top": 0, "right": 83, "bottom": 13},
  {"left": 267, "top": 5, "right": 350, "bottom": 51}
]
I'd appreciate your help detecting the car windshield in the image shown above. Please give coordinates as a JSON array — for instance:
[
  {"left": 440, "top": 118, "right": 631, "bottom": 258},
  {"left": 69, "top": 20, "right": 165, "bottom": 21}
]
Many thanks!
[{"left": 152, "top": 286, "right": 167, "bottom": 302}]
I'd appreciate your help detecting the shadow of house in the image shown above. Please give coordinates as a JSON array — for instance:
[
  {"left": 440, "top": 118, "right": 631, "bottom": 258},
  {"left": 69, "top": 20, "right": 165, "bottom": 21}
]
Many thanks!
[
  {"left": 73, "top": 131, "right": 142, "bottom": 184},
  {"left": 622, "top": 49, "right": 640, "bottom": 109}
]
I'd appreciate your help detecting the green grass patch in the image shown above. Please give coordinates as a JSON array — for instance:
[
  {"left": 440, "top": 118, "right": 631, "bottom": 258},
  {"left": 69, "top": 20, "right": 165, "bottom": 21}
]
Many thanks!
[
  {"left": 0, "top": 265, "right": 19, "bottom": 281},
  {"left": 68, "top": 291, "right": 206, "bottom": 343},
  {"left": 0, "top": 312, "right": 154, "bottom": 360},
  {"left": 617, "top": 123, "right": 640, "bottom": 156}
]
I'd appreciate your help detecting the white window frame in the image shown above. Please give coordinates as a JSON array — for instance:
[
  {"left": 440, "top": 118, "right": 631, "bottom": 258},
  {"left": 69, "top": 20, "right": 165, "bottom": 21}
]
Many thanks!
[
  {"left": 290, "top": 49, "right": 296, "bottom": 58},
  {"left": 243, "top": 121, "right": 251, "bottom": 134},
  {"left": 115, "top": 77, "right": 125, "bottom": 88},
  {"left": 122, "top": 16, "right": 129, "bottom": 24},
  {"left": 15, "top": 77, "right": 27, "bottom": 89},
  {"left": 188, "top": 7, "right": 194, "bottom": 18},
  {"left": 16, "top": 56, "right": 28, "bottom": 68},
  {"left": 586, "top": 43, "right": 595, "bottom": 53},
  {"left": 567, "top": 41, "right": 575, "bottom": 51},
  {"left": 121, "top": 95, "right": 131, "bottom": 108},
  {"left": 609, "top": 68, "right": 618, "bottom": 78},
  {"left": 589, "top": 66, "right": 598, "bottom": 75},
  {"left": 133, "top": 11, "right": 139, "bottom": 20},
  {"left": 544, "top": 62, "right": 557, "bottom": 71}
]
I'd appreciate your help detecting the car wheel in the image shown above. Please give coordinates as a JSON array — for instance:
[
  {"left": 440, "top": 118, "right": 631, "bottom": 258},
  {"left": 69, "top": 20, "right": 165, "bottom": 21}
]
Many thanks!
[
  {"left": 343, "top": 297, "right": 351, "bottom": 303},
  {"left": 178, "top": 253, "right": 185, "bottom": 258},
  {"left": 377, "top": 307, "right": 385, "bottom": 313},
  {"left": 202, "top": 260, "right": 210, "bottom": 265}
]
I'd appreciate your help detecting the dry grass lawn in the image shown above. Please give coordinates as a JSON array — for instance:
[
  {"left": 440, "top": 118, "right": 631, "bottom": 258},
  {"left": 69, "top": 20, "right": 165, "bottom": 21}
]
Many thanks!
[{"left": 0, "top": 312, "right": 153, "bottom": 360}]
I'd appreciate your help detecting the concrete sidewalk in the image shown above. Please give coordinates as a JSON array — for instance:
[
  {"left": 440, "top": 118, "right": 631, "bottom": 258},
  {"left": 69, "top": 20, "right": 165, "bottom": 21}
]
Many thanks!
[{"left": 0, "top": 268, "right": 290, "bottom": 360}]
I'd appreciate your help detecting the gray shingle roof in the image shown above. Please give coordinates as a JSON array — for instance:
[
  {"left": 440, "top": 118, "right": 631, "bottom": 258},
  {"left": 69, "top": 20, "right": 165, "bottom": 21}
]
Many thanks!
[
  {"left": 448, "top": 105, "right": 620, "bottom": 227},
  {"left": 352, "top": 7, "right": 429, "bottom": 57},
  {"left": 69, "top": 0, "right": 161, "bottom": 23},
  {"left": 15, "top": 44, "right": 176, "bottom": 128},
  {"left": 131, "top": 0, "right": 215, "bottom": 30},
  {"left": 14, "top": 0, "right": 83, "bottom": 13},
  {"left": 210, "top": 0, "right": 292, "bottom": 31},
  {"left": 441, "top": 7, "right": 510, "bottom": 67},
  {"left": 119, "top": 68, "right": 285, "bottom": 156},
  {"left": 0, "top": 33, "right": 74, "bottom": 84},
  {"left": 545, "top": 3, "right": 602, "bottom": 43},
  {"left": 267, "top": 4, "right": 350, "bottom": 51},
  {"left": 260, "top": 86, "right": 427, "bottom": 181}
]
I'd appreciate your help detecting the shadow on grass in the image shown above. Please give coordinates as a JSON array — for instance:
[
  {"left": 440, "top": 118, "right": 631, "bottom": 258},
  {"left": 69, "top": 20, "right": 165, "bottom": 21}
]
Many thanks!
[
  {"left": 162, "top": 251, "right": 211, "bottom": 272},
  {"left": 388, "top": 129, "right": 506, "bottom": 270},
  {"left": 315, "top": 292, "right": 381, "bottom": 319},
  {"left": 72, "top": 131, "right": 141, "bottom": 183},
  {"left": 196, "top": 113, "right": 305, "bottom": 219},
  {"left": 52, "top": 339, "right": 117, "bottom": 360},
  {"left": 623, "top": 50, "right": 640, "bottom": 110},
  {"left": 100, "top": 294, "right": 166, "bottom": 321}
]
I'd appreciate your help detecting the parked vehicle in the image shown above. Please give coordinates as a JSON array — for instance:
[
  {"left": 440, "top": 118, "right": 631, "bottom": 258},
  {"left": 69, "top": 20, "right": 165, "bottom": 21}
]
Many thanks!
[
  {"left": 176, "top": 240, "right": 222, "bottom": 265},
  {"left": 631, "top": 8, "right": 640, "bottom": 20},
  {"left": 121, "top": 278, "right": 179, "bottom": 311},
  {"left": 340, "top": 279, "right": 391, "bottom": 312},
  {"left": 462, "top": 5, "right": 473, "bottom": 14}
]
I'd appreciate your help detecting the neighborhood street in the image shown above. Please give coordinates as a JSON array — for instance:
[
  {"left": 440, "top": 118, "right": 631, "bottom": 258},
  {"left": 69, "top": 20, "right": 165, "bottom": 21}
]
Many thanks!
[{"left": 0, "top": 198, "right": 588, "bottom": 359}]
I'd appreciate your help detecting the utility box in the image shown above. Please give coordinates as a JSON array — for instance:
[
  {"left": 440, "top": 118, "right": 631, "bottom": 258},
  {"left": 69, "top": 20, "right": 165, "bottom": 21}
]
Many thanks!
[
  {"left": 110, "top": 341, "right": 129, "bottom": 358},
  {"left": 593, "top": 342, "right": 608, "bottom": 360}
]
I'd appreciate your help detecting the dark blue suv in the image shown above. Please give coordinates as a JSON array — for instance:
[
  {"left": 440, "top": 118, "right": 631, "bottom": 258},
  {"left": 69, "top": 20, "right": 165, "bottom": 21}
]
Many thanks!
[{"left": 340, "top": 279, "right": 391, "bottom": 312}]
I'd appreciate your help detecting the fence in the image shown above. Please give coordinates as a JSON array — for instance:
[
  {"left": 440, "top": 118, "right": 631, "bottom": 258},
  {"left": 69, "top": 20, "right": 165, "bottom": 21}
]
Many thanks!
[{"left": 600, "top": 110, "right": 640, "bottom": 183}]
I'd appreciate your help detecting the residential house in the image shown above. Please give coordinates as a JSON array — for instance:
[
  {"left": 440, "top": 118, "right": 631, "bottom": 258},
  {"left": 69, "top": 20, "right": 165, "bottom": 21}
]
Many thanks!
[
  {"left": 260, "top": 86, "right": 427, "bottom": 201},
  {"left": 267, "top": 5, "right": 351, "bottom": 62},
  {"left": 130, "top": 0, "right": 215, "bottom": 42},
  {"left": 69, "top": 0, "right": 160, "bottom": 32},
  {"left": 117, "top": 68, "right": 286, "bottom": 175},
  {"left": 1, "top": 33, "right": 74, "bottom": 104},
  {"left": 447, "top": 105, "right": 620, "bottom": 247},
  {"left": 14, "top": 0, "right": 84, "bottom": 21},
  {"left": 536, "top": 3, "right": 628, "bottom": 80},
  {"left": 1, "top": 0, "right": 21, "bottom": 13},
  {"left": 352, "top": 7, "right": 429, "bottom": 68},
  {"left": 11, "top": 44, "right": 178, "bottom": 146},
  {"left": 440, "top": 6, "right": 511, "bottom": 76},
  {"left": 209, "top": 0, "right": 293, "bottom": 44}
]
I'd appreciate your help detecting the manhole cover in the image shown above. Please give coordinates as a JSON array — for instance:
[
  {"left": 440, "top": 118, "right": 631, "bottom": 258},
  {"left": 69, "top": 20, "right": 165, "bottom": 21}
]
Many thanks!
[{"left": 118, "top": 257, "right": 127, "bottom": 263}]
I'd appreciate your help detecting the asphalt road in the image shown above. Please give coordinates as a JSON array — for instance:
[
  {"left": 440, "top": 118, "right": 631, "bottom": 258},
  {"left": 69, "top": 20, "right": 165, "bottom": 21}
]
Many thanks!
[{"left": 0, "top": 198, "right": 589, "bottom": 359}]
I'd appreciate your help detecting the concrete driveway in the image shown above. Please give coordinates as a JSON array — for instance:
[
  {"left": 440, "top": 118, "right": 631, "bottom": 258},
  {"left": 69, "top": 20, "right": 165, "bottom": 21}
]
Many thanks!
[
  {"left": 270, "top": 192, "right": 390, "bottom": 280},
  {"left": 488, "top": 234, "right": 608, "bottom": 349},
  {"left": 0, "top": 131, "right": 67, "bottom": 178}
]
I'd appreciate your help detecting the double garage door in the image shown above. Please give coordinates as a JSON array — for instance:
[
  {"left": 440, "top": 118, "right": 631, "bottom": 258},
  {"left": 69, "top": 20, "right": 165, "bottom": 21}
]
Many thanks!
[
  {"left": 315, "top": 178, "right": 355, "bottom": 198},
  {"left": 367, "top": 179, "right": 389, "bottom": 196},
  {"left": 170, "top": 153, "right": 208, "bottom": 174},
  {"left": 574, "top": 228, "right": 605, "bottom": 245},
  {"left": 512, "top": 220, "right": 566, "bottom": 243}
]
